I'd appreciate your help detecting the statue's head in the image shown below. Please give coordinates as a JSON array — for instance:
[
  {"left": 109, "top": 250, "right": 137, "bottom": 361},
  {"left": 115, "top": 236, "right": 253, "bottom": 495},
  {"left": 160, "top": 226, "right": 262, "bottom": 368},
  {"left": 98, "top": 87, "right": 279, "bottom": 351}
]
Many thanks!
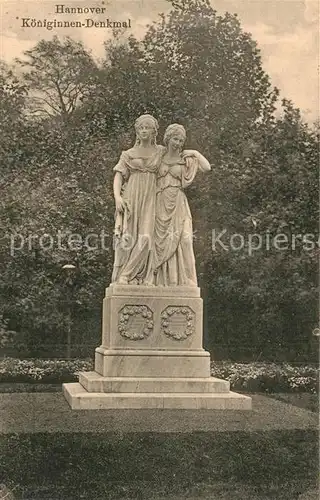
[
  {"left": 163, "top": 123, "right": 186, "bottom": 151},
  {"left": 134, "top": 114, "right": 159, "bottom": 145}
]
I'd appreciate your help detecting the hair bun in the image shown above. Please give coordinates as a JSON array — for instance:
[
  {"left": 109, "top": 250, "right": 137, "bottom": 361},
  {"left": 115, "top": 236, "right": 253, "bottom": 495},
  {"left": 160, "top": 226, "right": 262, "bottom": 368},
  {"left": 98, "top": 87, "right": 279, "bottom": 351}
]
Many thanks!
[
  {"left": 163, "top": 123, "right": 186, "bottom": 146},
  {"left": 135, "top": 114, "right": 159, "bottom": 131}
]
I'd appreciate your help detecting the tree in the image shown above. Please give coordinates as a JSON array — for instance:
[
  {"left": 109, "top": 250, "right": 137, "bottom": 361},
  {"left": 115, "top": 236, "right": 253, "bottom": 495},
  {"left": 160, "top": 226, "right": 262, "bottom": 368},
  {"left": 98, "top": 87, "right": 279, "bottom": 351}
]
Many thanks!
[
  {"left": 85, "top": 0, "right": 277, "bottom": 147},
  {"left": 0, "top": 61, "right": 26, "bottom": 121},
  {"left": 0, "top": 61, "right": 28, "bottom": 174},
  {"left": 0, "top": 123, "right": 116, "bottom": 356},
  {"left": 16, "top": 36, "right": 98, "bottom": 122},
  {"left": 204, "top": 98, "right": 318, "bottom": 361}
]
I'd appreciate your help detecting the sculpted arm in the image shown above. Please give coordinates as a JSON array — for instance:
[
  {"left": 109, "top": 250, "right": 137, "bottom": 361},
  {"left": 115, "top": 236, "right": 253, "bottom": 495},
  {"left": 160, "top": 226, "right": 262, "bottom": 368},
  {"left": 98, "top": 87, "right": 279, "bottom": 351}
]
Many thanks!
[
  {"left": 183, "top": 149, "right": 211, "bottom": 172},
  {"left": 113, "top": 171, "right": 125, "bottom": 213},
  {"left": 196, "top": 151, "right": 211, "bottom": 172}
]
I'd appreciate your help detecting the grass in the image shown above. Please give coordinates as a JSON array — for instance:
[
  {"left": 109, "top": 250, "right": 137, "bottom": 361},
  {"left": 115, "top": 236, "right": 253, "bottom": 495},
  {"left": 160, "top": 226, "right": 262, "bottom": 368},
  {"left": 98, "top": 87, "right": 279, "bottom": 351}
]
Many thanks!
[
  {"left": 1, "top": 481, "right": 317, "bottom": 499},
  {"left": 0, "top": 366, "right": 318, "bottom": 498},
  {"left": 0, "top": 382, "right": 62, "bottom": 392},
  {"left": 0, "top": 383, "right": 62, "bottom": 393},
  {"left": 0, "top": 430, "right": 318, "bottom": 499},
  {"left": 269, "top": 393, "right": 319, "bottom": 413},
  {"left": 1, "top": 382, "right": 318, "bottom": 414}
]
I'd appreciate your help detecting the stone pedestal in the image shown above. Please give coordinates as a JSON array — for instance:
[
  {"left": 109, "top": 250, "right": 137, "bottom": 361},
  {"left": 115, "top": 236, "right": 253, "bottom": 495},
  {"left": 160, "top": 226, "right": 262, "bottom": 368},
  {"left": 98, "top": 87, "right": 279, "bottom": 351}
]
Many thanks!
[{"left": 63, "top": 285, "right": 252, "bottom": 410}]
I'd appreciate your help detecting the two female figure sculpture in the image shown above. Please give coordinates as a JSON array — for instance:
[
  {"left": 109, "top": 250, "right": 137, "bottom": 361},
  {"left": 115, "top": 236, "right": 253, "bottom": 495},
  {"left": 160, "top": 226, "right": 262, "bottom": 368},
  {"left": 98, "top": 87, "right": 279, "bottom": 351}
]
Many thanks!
[{"left": 112, "top": 114, "right": 211, "bottom": 287}]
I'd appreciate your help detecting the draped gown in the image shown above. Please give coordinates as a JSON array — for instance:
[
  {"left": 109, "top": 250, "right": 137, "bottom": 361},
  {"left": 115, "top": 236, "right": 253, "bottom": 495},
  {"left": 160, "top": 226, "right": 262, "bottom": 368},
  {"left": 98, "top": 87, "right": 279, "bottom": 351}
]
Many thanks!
[
  {"left": 154, "top": 154, "right": 201, "bottom": 286},
  {"left": 112, "top": 145, "right": 164, "bottom": 284}
]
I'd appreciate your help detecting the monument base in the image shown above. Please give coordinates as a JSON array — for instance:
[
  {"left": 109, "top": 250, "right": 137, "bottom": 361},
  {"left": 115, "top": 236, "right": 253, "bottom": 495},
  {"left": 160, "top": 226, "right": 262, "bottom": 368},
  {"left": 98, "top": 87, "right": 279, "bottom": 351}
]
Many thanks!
[
  {"left": 63, "top": 381, "right": 251, "bottom": 410},
  {"left": 63, "top": 285, "right": 252, "bottom": 410}
]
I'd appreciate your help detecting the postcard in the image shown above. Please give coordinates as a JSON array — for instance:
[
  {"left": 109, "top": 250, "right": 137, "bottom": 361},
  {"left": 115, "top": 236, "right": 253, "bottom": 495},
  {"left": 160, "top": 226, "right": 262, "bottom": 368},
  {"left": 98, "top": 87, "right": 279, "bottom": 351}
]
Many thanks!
[{"left": 0, "top": 1, "right": 318, "bottom": 499}]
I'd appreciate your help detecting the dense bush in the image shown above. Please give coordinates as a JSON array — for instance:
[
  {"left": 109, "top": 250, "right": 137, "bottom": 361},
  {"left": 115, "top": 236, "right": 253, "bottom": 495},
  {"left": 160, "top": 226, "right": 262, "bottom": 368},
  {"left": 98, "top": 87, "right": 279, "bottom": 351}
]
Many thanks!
[
  {"left": 0, "top": 358, "right": 318, "bottom": 393},
  {"left": 0, "top": 358, "right": 93, "bottom": 383},
  {"left": 211, "top": 361, "right": 318, "bottom": 393}
]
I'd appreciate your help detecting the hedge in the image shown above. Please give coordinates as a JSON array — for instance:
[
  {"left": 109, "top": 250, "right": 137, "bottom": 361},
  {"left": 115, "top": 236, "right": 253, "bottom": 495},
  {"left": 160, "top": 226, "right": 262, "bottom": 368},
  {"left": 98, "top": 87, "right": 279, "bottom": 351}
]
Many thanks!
[{"left": 0, "top": 358, "right": 318, "bottom": 393}]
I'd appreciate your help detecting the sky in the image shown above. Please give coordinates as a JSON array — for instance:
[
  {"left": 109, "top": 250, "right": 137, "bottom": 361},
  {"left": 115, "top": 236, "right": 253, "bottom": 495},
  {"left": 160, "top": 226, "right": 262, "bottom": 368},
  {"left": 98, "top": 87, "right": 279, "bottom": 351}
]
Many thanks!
[{"left": 0, "top": 0, "right": 319, "bottom": 123}]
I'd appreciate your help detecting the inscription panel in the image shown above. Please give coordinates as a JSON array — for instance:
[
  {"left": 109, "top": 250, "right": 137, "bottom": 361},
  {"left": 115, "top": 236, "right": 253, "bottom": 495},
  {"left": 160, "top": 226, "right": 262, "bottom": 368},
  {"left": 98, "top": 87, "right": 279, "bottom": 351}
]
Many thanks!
[
  {"left": 161, "top": 306, "right": 195, "bottom": 341},
  {"left": 118, "top": 305, "right": 154, "bottom": 340}
]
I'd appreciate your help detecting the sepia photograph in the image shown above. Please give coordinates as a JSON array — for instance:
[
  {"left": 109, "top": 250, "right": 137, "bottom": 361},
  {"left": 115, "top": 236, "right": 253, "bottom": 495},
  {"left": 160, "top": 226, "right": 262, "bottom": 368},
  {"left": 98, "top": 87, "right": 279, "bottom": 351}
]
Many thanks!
[{"left": 0, "top": 0, "right": 319, "bottom": 498}]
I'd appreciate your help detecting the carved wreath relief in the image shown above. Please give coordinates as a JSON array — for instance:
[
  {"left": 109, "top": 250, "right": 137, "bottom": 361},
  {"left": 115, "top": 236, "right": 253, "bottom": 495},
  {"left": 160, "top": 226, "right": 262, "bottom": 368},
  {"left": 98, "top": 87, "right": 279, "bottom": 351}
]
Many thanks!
[
  {"left": 118, "top": 305, "right": 154, "bottom": 340},
  {"left": 161, "top": 306, "right": 195, "bottom": 341}
]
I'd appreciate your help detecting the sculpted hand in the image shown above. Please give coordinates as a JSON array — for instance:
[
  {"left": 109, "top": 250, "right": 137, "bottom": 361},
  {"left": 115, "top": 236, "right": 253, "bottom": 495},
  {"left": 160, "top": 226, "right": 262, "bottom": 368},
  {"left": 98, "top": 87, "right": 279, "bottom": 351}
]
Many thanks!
[
  {"left": 182, "top": 149, "right": 197, "bottom": 160},
  {"left": 115, "top": 196, "right": 125, "bottom": 213}
]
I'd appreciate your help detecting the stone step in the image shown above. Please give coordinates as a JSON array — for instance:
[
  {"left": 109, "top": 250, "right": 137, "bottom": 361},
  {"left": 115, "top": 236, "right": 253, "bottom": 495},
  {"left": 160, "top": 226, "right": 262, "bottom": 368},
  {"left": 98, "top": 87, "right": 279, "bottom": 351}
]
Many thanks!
[
  {"left": 95, "top": 348, "right": 211, "bottom": 378},
  {"left": 79, "top": 371, "right": 230, "bottom": 394},
  {"left": 63, "top": 383, "right": 252, "bottom": 410}
]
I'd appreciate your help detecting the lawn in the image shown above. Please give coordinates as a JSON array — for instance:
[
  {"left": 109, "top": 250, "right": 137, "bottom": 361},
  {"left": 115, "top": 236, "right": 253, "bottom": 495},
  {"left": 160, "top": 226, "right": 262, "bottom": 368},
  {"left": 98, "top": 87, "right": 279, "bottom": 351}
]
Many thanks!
[
  {"left": 269, "top": 392, "right": 318, "bottom": 413},
  {"left": 0, "top": 430, "right": 318, "bottom": 499},
  {"left": 0, "top": 359, "right": 318, "bottom": 499}
]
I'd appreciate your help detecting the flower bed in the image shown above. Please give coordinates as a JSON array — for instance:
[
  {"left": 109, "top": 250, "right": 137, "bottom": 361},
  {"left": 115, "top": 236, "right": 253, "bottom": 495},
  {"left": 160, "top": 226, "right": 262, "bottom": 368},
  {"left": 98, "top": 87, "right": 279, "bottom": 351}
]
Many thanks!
[
  {"left": 0, "top": 358, "right": 93, "bottom": 384},
  {"left": 211, "top": 361, "right": 318, "bottom": 393},
  {"left": 0, "top": 358, "right": 318, "bottom": 393}
]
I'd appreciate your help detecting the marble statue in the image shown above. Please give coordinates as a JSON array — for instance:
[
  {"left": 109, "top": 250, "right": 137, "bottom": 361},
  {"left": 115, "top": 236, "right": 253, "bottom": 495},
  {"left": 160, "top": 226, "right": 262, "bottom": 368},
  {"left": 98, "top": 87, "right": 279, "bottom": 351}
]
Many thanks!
[
  {"left": 154, "top": 124, "right": 211, "bottom": 286},
  {"left": 112, "top": 114, "right": 164, "bottom": 285},
  {"left": 112, "top": 118, "right": 211, "bottom": 286},
  {"left": 64, "top": 118, "right": 252, "bottom": 411}
]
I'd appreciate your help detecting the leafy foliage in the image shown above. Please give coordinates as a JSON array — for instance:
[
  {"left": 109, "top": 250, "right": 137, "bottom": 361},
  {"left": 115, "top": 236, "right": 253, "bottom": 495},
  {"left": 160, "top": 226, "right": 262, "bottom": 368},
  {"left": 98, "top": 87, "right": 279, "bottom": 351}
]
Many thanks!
[
  {"left": 211, "top": 361, "right": 318, "bottom": 393},
  {"left": 0, "top": 357, "right": 317, "bottom": 393},
  {"left": 0, "top": 357, "right": 92, "bottom": 383},
  {"left": 0, "top": 62, "right": 28, "bottom": 174}
]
